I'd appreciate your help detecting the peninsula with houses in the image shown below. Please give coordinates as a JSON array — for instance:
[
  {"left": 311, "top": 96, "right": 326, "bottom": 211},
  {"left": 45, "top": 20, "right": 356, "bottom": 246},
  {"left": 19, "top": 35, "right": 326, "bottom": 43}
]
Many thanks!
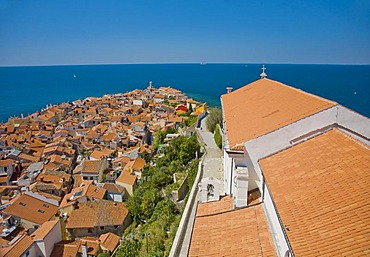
[
  {"left": 0, "top": 82, "right": 206, "bottom": 257},
  {"left": 1, "top": 67, "right": 369, "bottom": 257}
]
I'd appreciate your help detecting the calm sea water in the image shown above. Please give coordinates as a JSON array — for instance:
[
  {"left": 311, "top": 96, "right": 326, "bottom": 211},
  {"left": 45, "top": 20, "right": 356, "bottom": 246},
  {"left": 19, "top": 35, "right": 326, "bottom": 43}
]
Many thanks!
[{"left": 0, "top": 64, "right": 369, "bottom": 123}]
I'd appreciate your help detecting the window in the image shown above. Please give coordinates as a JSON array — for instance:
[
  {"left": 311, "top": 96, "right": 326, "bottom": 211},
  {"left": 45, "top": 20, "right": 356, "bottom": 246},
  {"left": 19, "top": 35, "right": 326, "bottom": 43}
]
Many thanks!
[
  {"left": 100, "top": 226, "right": 104, "bottom": 230},
  {"left": 19, "top": 202, "right": 26, "bottom": 206},
  {"left": 38, "top": 209, "right": 45, "bottom": 213},
  {"left": 114, "top": 225, "right": 119, "bottom": 229},
  {"left": 87, "top": 228, "right": 93, "bottom": 233},
  {"left": 43, "top": 203, "right": 49, "bottom": 208}
]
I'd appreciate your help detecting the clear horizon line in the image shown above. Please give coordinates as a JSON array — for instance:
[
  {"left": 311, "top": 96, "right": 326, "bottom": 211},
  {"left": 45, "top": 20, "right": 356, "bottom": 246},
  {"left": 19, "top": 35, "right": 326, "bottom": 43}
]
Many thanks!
[{"left": 1, "top": 61, "right": 370, "bottom": 68}]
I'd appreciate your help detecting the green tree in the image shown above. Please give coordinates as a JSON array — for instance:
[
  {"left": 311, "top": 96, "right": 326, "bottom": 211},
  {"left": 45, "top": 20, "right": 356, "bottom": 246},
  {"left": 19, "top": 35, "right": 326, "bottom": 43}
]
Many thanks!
[
  {"left": 178, "top": 135, "right": 199, "bottom": 164},
  {"left": 140, "top": 189, "right": 161, "bottom": 220},
  {"left": 166, "top": 126, "right": 177, "bottom": 134},
  {"left": 127, "top": 192, "right": 142, "bottom": 223},
  {"left": 153, "top": 130, "right": 166, "bottom": 152},
  {"left": 151, "top": 171, "right": 172, "bottom": 188},
  {"left": 150, "top": 200, "right": 177, "bottom": 224},
  {"left": 187, "top": 159, "right": 200, "bottom": 188},
  {"left": 187, "top": 104, "right": 193, "bottom": 115},
  {"left": 206, "top": 108, "right": 222, "bottom": 133},
  {"left": 115, "top": 239, "right": 141, "bottom": 257},
  {"left": 141, "top": 151, "right": 151, "bottom": 163},
  {"left": 214, "top": 124, "right": 222, "bottom": 149},
  {"left": 97, "top": 251, "right": 110, "bottom": 257},
  {"left": 184, "top": 115, "right": 198, "bottom": 127}
]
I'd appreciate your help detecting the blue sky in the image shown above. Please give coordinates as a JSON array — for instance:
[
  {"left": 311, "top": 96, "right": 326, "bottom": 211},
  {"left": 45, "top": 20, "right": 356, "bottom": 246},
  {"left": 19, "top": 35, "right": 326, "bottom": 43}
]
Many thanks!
[{"left": 0, "top": 0, "right": 369, "bottom": 66}]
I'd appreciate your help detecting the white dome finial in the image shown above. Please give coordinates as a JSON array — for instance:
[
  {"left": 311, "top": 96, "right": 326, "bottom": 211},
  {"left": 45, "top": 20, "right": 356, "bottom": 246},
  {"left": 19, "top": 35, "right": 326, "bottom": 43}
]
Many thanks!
[{"left": 260, "top": 65, "right": 267, "bottom": 79}]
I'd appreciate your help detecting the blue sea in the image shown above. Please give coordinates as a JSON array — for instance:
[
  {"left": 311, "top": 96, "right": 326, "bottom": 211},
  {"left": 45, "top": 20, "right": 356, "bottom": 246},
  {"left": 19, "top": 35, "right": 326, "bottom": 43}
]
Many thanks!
[{"left": 0, "top": 63, "right": 369, "bottom": 123}]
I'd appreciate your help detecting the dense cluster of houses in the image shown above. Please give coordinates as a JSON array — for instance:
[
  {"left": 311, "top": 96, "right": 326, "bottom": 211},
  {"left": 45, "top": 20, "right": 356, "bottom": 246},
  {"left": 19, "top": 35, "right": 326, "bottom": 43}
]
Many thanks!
[{"left": 0, "top": 82, "right": 205, "bottom": 257}]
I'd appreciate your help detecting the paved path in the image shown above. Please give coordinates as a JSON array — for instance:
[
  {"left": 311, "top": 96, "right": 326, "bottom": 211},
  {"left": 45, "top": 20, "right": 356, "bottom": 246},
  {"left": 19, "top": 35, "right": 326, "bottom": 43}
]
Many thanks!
[
  {"left": 178, "top": 116, "right": 224, "bottom": 256},
  {"left": 198, "top": 117, "right": 224, "bottom": 195}
]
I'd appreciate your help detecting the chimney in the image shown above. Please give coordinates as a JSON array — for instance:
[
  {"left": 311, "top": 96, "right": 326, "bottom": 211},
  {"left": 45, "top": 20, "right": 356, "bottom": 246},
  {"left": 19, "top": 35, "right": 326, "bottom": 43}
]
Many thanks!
[
  {"left": 82, "top": 242, "right": 88, "bottom": 257},
  {"left": 226, "top": 87, "right": 233, "bottom": 94}
]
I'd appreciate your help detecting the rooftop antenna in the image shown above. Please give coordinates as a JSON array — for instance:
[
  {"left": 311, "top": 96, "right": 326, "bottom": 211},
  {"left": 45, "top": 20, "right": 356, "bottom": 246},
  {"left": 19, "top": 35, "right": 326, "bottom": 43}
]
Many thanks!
[{"left": 260, "top": 65, "right": 267, "bottom": 79}]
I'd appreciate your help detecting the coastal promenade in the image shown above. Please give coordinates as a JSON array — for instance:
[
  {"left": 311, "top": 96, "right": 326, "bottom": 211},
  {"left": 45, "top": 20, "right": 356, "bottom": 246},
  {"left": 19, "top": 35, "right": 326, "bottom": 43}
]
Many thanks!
[{"left": 174, "top": 116, "right": 224, "bottom": 256}]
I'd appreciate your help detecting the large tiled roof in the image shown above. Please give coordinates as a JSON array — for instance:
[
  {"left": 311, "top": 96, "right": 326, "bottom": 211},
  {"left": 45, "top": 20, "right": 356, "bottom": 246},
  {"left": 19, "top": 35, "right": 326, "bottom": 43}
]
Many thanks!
[
  {"left": 259, "top": 129, "right": 370, "bottom": 256},
  {"left": 221, "top": 78, "right": 336, "bottom": 149},
  {"left": 3, "top": 193, "right": 58, "bottom": 225},
  {"left": 189, "top": 197, "right": 276, "bottom": 257},
  {"left": 66, "top": 199, "right": 128, "bottom": 229}
]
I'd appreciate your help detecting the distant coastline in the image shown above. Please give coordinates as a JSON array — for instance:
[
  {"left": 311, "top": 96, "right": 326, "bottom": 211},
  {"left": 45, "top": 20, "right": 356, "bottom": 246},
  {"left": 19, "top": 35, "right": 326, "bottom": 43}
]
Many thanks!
[{"left": 1, "top": 63, "right": 369, "bottom": 122}]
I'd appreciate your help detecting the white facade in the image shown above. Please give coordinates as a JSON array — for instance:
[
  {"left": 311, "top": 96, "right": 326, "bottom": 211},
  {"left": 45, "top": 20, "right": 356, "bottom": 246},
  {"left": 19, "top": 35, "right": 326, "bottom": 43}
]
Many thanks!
[
  {"left": 133, "top": 99, "right": 143, "bottom": 106},
  {"left": 0, "top": 160, "right": 13, "bottom": 185}
]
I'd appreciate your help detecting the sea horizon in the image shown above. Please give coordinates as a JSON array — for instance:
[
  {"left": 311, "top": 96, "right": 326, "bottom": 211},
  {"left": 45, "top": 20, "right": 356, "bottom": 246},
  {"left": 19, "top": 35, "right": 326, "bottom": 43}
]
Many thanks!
[
  {"left": 1, "top": 63, "right": 369, "bottom": 123},
  {"left": 1, "top": 62, "right": 370, "bottom": 68}
]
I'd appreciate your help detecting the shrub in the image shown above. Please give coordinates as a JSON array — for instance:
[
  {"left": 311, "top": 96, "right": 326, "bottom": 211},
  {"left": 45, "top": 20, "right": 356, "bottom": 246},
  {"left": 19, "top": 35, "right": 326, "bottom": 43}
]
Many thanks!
[
  {"left": 214, "top": 124, "right": 222, "bottom": 149},
  {"left": 206, "top": 108, "right": 222, "bottom": 133}
]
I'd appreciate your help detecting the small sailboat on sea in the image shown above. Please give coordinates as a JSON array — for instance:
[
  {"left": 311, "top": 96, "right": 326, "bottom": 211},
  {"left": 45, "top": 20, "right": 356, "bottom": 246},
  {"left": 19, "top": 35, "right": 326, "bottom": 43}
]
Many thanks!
[{"left": 73, "top": 74, "right": 76, "bottom": 78}]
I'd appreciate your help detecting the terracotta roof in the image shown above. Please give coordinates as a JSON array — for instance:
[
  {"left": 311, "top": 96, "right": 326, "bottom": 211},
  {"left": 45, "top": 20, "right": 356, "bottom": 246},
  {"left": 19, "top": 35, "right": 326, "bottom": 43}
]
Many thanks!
[
  {"left": 113, "top": 156, "right": 130, "bottom": 165},
  {"left": 99, "top": 232, "right": 120, "bottom": 252},
  {"left": 85, "top": 184, "right": 106, "bottom": 198},
  {"left": 189, "top": 198, "right": 276, "bottom": 257},
  {"left": 132, "top": 157, "right": 145, "bottom": 170},
  {"left": 90, "top": 148, "right": 114, "bottom": 159},
  {"left": 66, "top": 199, "right": 128, "bottom": 229},
  {"left": 196, "top": 195, "right": 234, "bottom": 216},
  {"left": 221, "top": 78, "right": 336, "bottom": 148},
  {"left": 0, "top": 176, "right": 8, "bottom": 183},
  {"left": 78, "top": 239, "right": 100, "bottom": 256},
  {"left": 1, "top": 234, "right": 33, "bottom": 257},
  {"left": 51, "top": 240, "right": 79, "bottom": 257},
  {"left": 59, "top": 183, "right": 106, "bottom": 208},
  {"left": 259, "top": 129, "right": 370, "bottom": 256},
  {"left": 31, "top": 219, "right": 59, "bottom": 240},
  {"left": 116, "top": 171, "right": 137, "bottom": 186},
  {"left": 103, "top": 183, "right": 125, "bottom": 194},
  {"left": 3, "top": 193, "right": 58, "bottom": 225},
  {"left": 82, "top": 159, "right": 102, "bottom": 174},
  {"left": 18, "top": 153, "right": 40, "bottom": 162},
  {"left": 0, "top": 159, "right": 12, "bottom": 167},
  {"left": 36, "top": 172, "right": 71, "bottom": 189}
]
